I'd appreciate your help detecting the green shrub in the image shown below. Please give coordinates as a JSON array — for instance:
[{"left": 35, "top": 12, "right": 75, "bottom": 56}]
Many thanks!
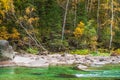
[
  {"left": 98, "top": 48, "right": 109, "bottom": 53},
  {"left": 90, "top": 51, "right": 110, "bottom": 56},
  {"left": 70, "top": 49, "right": 89, "bottom": 55},
  {"left": 47, "top": 39, "right": 69, "bottom": 52},
  {"left": 112, "top": 49, "right": 120, "bottom": 56},
  {"left": 26, "top": 48, "right": 38, "bottom": 54},
  {"left": 68, "top": 37, "right": 87, "bottom": 49}
]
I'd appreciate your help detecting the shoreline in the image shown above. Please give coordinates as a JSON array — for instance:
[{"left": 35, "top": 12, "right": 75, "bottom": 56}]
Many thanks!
[{"left": 0, "top": 53, "right": 120, "bottom": 69}]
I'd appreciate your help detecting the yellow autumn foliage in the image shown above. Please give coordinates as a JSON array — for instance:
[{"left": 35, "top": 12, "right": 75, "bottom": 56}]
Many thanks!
[
  {"left": 28, "top": 18, "right": 35, "bottom": 24},
  {"left": 23, "top": 37, "right": 29, "bottom": 42},
  {"left": 25, "top": 7, "right": 31, "bottom": 15},
  {"left": 0, "top": 10, "right": 5, "bottom": 18},
  {"left": 0, "top": 19, "right": 2, "bottom": 24},
  {"left": 77, "top": 22, "right": 84, "bottom": 28},
  {"left": 28, "top": 17, "right": 39, "bottom": 24},
  {"left": 73, "top": 21, "right": 85, "bottom": 37},
  {"left": 0, "top": 26, "right": 20, "bottom": 40},
  {"left": 25, "top": 6, "right": 35, "bottom": 15},
  {"left": 0, "top": 0, "right": 14, "bottom": 20},
  {"left": 0, "top": 0, "right": 14, "bottom": 12},
  {"left": 28, "top": 29, "right": 39, "bottom": 34},
  {"left": 0, "top": 26, "right": 9, "bottom": 40},
  {"left": 10, "top": 28, "right": 20, "bottom": 39}
]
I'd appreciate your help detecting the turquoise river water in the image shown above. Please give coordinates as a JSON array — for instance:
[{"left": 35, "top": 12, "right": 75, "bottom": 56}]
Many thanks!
[{"left": 0, "top": 64, "right": 120, "bottom": 80}]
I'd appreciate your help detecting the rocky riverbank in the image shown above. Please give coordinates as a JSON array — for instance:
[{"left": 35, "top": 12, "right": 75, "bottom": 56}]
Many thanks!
[{"left": 0, "top": 53, "right": 120, "bottom": 69}]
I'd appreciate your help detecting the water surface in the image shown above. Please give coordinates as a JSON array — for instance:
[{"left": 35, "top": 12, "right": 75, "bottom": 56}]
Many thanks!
[{"left": 0, "top": 64, "right": 120, "bottom": 80}]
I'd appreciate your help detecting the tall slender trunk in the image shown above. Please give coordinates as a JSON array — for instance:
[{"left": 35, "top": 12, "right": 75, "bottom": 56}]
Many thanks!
[
  {"left": 109, "top": 0, "right": 114, "bottom": 50},
  {"left": 86, "top": 0, "right": 90, "bottom": 13},
  {"left": 62, "top": 0, "right": 69, "bottom": 40},
  {"left": 97, "top": 0, "right": 100, "bottom": 40},
  {"left": 73, "top": 0, "right": 77, "bottom": 27},
  {"left": 89, "top": 0, "right": 93, "bottom": 13},
  {"left": 96, "top": 0, "right": 100, "bottom": 53}
]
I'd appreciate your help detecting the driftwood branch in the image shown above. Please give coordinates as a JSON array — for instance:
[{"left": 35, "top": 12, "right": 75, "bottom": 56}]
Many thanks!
[{"left": 12, "top": 13, "right": 48, "bottom": 53}]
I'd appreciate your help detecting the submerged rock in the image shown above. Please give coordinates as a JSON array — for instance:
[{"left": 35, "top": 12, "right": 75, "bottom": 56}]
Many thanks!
[
  {"left": 75, "top": 64, "right": 88, "bottom": 70},
  {"left": 57, "top": 73, "right": 76, "bottom": 78}
]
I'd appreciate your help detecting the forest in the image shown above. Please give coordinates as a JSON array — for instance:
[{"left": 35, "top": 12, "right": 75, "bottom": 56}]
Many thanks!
[
  {"left": 0, "top": 0, "right": 120, "bottom": 55},
  {"left": 1, "top": 0, "right": 120, "bottom": 80}
]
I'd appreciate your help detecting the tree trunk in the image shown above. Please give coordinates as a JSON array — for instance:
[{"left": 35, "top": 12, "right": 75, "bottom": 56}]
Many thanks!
[
  {"left": 97, "top": 0, "right": 100, "bottom": 40},
  {"left": 89, "top": 0, "right": 93, "bottom": 13},
  {"left": 109, "top": 0, "right": 114, "bottom": 50},
  {"left": 86, "top": 0, "right": 90, "bottom": 13},
  {"left": 73, "top": 0, "right": 77, "bottom": 27},
  {"left": 62, "top": 0, "right": 69, "bottom": 40},
  {"left": 96, "top": 0, "right": 100, "bottom": 53}
]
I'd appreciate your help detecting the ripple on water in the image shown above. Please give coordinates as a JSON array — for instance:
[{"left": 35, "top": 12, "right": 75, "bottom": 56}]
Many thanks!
[{"left": 75, "top": 70, "right": 120, "bottom": 78}]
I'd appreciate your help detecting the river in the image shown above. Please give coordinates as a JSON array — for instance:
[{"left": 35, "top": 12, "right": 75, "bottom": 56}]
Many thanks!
[{"left": 0, "top": 64, "right": 120, "bottom": 80}]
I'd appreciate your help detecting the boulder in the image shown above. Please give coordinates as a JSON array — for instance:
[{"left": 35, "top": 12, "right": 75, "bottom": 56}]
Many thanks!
[
  {"left": 75, "top": 64, "right": 88, "bottom": 70},
  {"left": 0, "top": 40, "right": 15, "bottom": 59}
]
